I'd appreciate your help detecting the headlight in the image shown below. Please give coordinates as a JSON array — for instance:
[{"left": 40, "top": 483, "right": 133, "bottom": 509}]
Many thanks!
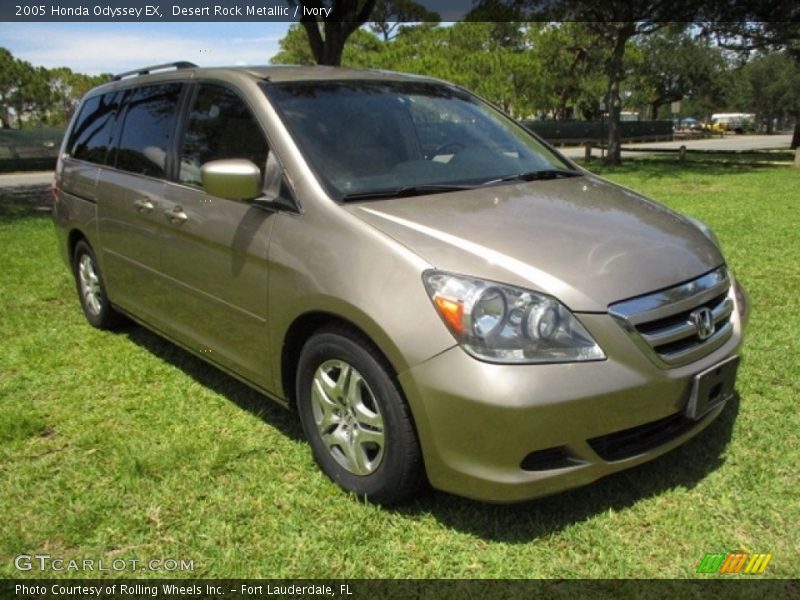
[{"left": 423, "top": 271, "right": 606, "bottom": 364}]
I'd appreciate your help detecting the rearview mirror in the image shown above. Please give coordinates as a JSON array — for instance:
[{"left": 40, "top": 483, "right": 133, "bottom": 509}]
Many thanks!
[{"left": 201, "top": 159, "right": 262, "bottom": 201}]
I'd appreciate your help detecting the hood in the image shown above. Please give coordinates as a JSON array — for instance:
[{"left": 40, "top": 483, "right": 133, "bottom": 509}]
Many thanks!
[{"left": 345, "top": 174, "right": 723, "bottom": 312}]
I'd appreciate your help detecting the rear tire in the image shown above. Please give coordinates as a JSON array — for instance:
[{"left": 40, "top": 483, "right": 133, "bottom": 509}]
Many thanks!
[
  {"left": 296, "top": 326, "right": 425, "bottom": 505},
  {"left": 72, "top": 240, "right": 122, "bottom": 330}
]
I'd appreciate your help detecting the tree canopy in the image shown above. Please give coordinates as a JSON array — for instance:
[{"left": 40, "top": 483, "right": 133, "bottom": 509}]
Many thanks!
[
  {"left": 0, "top": 48, "right": 110, "bottom": 129},
  {"left": 704, "top": 21, "right": 800, "bottom": 146},
  {"left": 271, "top": 20, "right": 797, "bottom": 152}
]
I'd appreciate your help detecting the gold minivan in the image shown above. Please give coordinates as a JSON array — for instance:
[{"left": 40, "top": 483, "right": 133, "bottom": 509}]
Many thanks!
[{"left": 53, "top": 63, "right": 748, "bottom": 504}]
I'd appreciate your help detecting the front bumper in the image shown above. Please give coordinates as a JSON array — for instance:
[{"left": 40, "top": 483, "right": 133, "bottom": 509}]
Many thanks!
[{"left": 399, "top": 278, "right": 748, "bottom": 502}]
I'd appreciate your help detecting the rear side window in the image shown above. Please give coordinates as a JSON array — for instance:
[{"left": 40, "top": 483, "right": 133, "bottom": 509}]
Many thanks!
[
  {"left": 179, "top": 84, "right": 268, "bottom": 188},
  {"left": 67, "top": 92, "right": 121, "bottom": 164},
  {"left": 115, "top": 83, "right": 182, "bottom": 178}
]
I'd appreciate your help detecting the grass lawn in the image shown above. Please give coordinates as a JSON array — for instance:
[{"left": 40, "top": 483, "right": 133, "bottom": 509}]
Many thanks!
[{"left": 1, "top": 155, "right": 798, "bottom": 580}]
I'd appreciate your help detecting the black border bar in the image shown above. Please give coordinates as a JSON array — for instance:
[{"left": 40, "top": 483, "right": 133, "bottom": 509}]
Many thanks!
[
  {"left": 3, "top": 579, "right": 800, "bottom": 600},
  {"left": 3, "top": 0, "right": 799, "bottom": 22}
]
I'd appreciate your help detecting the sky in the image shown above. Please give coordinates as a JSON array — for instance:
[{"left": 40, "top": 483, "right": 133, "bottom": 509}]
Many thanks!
[{"left": 0, "top": 22, "right": 293, "bottom": 75}]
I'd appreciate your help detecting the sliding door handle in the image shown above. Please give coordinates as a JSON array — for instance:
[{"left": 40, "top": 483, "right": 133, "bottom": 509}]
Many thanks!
[
  {"left": 133, "top": 198, "right": 154, "bottom": 213},
  {"left": 165, "top": 206, "right": 188, "bottom": 225}
]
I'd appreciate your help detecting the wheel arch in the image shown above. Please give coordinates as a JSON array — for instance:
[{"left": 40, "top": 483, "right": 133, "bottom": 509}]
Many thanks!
[
  {"left": 279, "top": 310, "right": 405, "bottom": 410},
  {"left": 67, "top": 228, "right": 89, "bottom": 262}
]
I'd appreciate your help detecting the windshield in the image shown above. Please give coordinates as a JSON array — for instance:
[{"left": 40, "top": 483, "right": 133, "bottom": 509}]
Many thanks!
[{"left": 262, "top": 80, "right": 577, "bottom": 200}]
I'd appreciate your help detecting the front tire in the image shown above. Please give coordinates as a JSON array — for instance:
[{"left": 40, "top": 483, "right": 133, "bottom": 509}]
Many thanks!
[
  {"left": 72, "top": 240, "right": 122, "bottom": 330},
  {"left": 296, "top": 326, "right": 424, "bottom": 505}
]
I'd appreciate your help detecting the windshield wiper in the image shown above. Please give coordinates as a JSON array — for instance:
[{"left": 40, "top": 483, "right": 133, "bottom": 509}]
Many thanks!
[
  {"left": 339, "top": 170, "right": 582, "bottom": 201},
  {"left": 340, "top": 183, "right": 477, "bottom": 202},
  {"left": 481, "top": 168, "right": 582, "bottom": 186}
]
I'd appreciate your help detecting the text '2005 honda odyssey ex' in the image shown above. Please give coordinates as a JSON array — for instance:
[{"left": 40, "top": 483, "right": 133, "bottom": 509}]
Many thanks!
[{"left": 53, "top": 63, "right": 748, "bottom": 504}]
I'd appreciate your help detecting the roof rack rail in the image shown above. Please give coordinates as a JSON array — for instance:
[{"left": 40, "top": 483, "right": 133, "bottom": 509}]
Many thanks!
[{"left": 112, "top": 61, "right": 198, "bottom": 81}]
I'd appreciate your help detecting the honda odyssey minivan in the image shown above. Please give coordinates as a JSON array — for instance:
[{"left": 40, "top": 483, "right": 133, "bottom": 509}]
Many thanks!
[{"left": 53, "top": 63, "right": 748, "bottom": 504}]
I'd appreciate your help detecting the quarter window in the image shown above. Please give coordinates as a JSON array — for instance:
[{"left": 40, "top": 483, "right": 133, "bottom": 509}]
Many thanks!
[
  {"left": 115, "top": 83, "right": 182, "bottom": 178},
  {"left": 179, "top": 84, "right": 268, "bottom": 188},
  {"left": 68, "top": 92, "right": 121, "bottom": 165}
]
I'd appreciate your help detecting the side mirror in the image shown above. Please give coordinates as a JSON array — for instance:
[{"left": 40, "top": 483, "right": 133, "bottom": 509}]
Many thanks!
[{"left": 200, "top": 159, "right": 262, "bottom": 201}]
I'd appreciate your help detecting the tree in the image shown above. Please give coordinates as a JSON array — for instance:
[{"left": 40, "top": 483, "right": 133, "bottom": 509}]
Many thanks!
[
  {"left": 595, "top": 20, "right": 640, "bottom": 164},
  {"left": 271, "top": 21, "right": 544, "bottom": 117},
  {"left": 285, "top": 0, "right": 378, "bottom": 65},
  {"left": 271, "top": 24, "right": 317, "bottom": 65},
  {"left": 525, "top": 23, "right": 606, "bottom": 120},
  {"left": 12, "top": 64, "right": 54, "bottom": 126},
  {"left": 0, "top": 48, "right": 18, "bottom": 128},
  {"left": 703, "top": 21, "right": 800, "bottom": 147},
  {"left": 368, "top": 22, "right": 539, "bottom": 117},
  {"left": 0, "top": 47, "right": 111, "bottom": 128},
  {"left": 468, "top": 0, "right": 701, "bottom": 163},
  {"left": 0, "top": 54, "right": 52, "bottom": 128},
  {"left": 369, "top": 0, "right": 440, "bottom": 41},
  {"left": 425, "top": 22, "right": 528, "bottom": 114},
  {"left": 742, "top": 51, "right": 800, "bottom": 134},
  {"left": 47, "top": 68, "right": 110, "bottom": 126},
  {"left": 578, "top": 10, "right": 705, "bottom": 164},
  {"left": 630, "top": 27, "right": 728, "bottom": 120},
  {"left": 271, "top": 23, "right": 384, "bottom": 66}
]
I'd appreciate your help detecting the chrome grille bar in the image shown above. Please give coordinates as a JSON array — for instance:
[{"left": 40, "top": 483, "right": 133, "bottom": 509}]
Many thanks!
[{"left": 609, "top": 267, "right": 734, "bottom": 368}]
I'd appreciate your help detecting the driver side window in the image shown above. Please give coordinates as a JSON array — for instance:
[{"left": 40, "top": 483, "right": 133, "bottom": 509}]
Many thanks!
[{"left": 179, "top": 84, "right": 269, "bottom": 189}]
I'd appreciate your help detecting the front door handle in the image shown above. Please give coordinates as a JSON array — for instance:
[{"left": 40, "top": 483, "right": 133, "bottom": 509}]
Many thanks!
[
  {"left": 133, "top": 198, "right": 154, "bottom": 213},
  {"left": 165, "top": 206, "right": 188, "bottom": 225}
]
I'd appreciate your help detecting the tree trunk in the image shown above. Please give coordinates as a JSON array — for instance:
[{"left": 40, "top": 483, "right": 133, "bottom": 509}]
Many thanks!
[
  {"left": 317, "top": 44, "right": 343, "bottom": 66},
  {"left": 300, "top": 20, "right": 347, "bottom": 66},
  {"left": 605, "top": 87, "right": 622, "bottom": 165},
  {"left": 300, "top": 20, "right": 326, "bottom": 64},
  {"left": 321, "top": 21, "right": 352, "bottom": 65},
  {"left": 556, "top": 87, "right": 570, "bottom": 121},
  {"left": 792, "top": 121, "right": 800, "bottom": 150},
  {"left": 603, "top": 26, "right": 633, "bottom": 166},
  {"left": 299, "top": 0, "right": 378, "bottom": 66}
]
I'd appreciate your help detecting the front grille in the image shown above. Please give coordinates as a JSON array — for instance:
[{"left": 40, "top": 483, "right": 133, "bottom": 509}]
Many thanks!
[
  {"left": 587, "top": 412, "right": 696, "bottom": 462},
  {"left": 609, "top": 267, "right": 734, "bottom": 367}
]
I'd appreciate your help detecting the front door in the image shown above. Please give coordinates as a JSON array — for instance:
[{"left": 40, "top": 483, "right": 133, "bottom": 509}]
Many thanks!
[{"left": 157, "top": 83, "right": 274, "bottom": 390}]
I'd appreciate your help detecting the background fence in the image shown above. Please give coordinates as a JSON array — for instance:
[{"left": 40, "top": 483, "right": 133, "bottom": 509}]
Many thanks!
[
  {"left": 523, "top": 120, "right": 674, "bottom": 145},
  {"left": 0, "top": 121, "right": 678, "bottom": 172},
  {"left": 0, "top": 128, "right": 65, "bottom": 172}
]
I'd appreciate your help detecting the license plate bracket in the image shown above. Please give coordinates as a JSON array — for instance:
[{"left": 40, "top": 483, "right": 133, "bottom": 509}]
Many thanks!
[{"left": 685, "top": 355, "right": 740, "bottom": 420}]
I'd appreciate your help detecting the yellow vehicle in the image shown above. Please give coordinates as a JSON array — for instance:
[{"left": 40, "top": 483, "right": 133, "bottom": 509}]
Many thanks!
[{"left": 710, "top": 113, "right": 755, "bottom": 134}]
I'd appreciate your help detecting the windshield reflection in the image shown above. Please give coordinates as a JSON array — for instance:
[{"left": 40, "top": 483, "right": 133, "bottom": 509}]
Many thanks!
[{"left": 262, "top": 80, "right": 574, "bottom": 200}]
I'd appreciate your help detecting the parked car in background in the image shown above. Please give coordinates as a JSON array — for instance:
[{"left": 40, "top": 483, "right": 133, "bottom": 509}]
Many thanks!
[
  {"left": 672, "top": 117, "right": 700, "bottom": 130},
  {"left": 53, "top": 63, "right": 749, "bottom": 504}
]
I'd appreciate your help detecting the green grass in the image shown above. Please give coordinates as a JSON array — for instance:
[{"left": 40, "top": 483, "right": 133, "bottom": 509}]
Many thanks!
[{"left": 1, "top": 156, "right": 798, "bottom": 579}]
